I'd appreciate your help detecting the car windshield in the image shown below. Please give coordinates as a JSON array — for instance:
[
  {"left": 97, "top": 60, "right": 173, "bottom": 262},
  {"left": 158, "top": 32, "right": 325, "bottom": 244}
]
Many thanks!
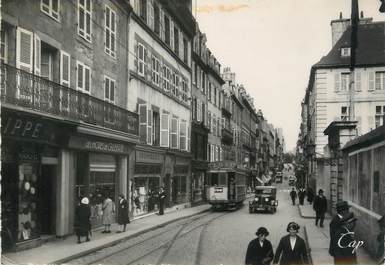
[{"left": 255, "top": 188, "right": 275, "bottom": 194}]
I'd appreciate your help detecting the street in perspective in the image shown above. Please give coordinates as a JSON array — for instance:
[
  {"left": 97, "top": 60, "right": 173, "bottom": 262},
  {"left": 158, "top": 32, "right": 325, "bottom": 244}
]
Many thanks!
[{"left": 1, "top": 0, "right": 385, "bottom": 265}]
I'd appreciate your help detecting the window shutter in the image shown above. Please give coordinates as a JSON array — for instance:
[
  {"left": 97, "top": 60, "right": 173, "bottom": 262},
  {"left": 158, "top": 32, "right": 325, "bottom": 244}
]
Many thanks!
[
  {"left": 148, "top": 0, "right": 154, "bottom": 30},
  {"left": 160, "top": 8, "right": 165, "bottom": 40},
  {"left": 368, "top": 72, "right": 374, "bottom": 91},
  {"left": 147, "top": 108, "right": 153, "bottom": 145},
  {"left": 60, "top": 51, "right": 71, "bottom": 87},
  {"left": 187, "top": 125, "right": 190, "bottom": 152},
  {"left": 179, "top": 120, "right": 186, "bottom": 151},
  {"left": 334, "top": 73, "right": 340, "bottom": 92},
  {"left": 34, "top": 34, "right": 41, "bottom": 76},
  {"left": 139, "top": 104, "right": 147, "bottom": 143},
  {"left": 160, "top": 112, "right": 169, "bottom": 147},
  {"left": 355, "top": 72, "right": 361, "bottom": 91},
  {"left": 171, "top": 117, "right": 178, "bottom": 148},
  {"left": 356, "top": 116, "right": 362, "bottom": 135},
  {"left": 170, "top": 20, "right": 174, "bottom": 50},
  {"left": 16, "top": 27, "right": 33, "bottom": 72},
  {"left": 134, "top": 43, "right": 138, "bottom": 72},
  {"left": 134, "top": 0, "right": 140, "bottom": 14},
  {"left": 179, "top": 31, "right": 183, "bottom": 59}
]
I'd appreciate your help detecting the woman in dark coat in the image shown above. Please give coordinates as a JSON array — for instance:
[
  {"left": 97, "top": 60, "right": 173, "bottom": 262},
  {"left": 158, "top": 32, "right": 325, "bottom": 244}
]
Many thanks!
[
  {"left": 117, "top": 194, "right": 130, "bottom": 233},
  {"left": 245, "top": 227, "right": 274, "bottom": 265},
  {"left": 74, "top": 197, "right": 91, "bottom": 244},
  {"left": 273, "top": 222, "right": 309, "bottom": 265}
]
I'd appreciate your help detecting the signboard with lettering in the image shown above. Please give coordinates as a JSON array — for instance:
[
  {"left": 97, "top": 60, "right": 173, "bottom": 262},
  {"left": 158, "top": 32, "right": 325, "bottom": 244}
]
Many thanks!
[
  {"left": 68, "top": 136, "right": 130, "bottom": 154},
  {"left": 136, "top": 150, "right": 163, "bottom": 163},
  {"left": 2, "top": 111, "right": 55, "bottom": 142}
]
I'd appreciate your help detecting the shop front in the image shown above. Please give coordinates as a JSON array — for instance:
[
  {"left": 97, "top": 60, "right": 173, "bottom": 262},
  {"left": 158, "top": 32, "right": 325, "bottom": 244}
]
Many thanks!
[
  {"left": 1, "top": 110, "right": 65, "bottom": 251},
  {"left": 171, "top": 156, "right": 191, "bottom": 205},
  {"left": 131, "top": 149, "right": 164, "bottom": 218},
  {"left": 68, "top": 135, "right": 133, "bottom": 228}
]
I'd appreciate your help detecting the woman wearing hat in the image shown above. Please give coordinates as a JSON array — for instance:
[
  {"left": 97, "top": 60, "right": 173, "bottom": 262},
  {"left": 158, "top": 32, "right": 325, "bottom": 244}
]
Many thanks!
[
  {"left": 245, "top": 227, "right": 274, "bottom": 265},
  {"left": 273, "top": 222, "right": 309, "bottom": 265},
  {"left": 74, "top": 197, "right": 91, "bottom": 244}
]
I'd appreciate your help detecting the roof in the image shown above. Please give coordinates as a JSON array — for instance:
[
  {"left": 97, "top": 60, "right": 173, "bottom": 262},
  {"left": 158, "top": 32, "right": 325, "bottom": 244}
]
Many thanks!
[
  {"left": 342, "top": 125, "right": 385, "bottom": 152},
  {"left": 315, "top": 22, "right": 385, "bottom": 68}
]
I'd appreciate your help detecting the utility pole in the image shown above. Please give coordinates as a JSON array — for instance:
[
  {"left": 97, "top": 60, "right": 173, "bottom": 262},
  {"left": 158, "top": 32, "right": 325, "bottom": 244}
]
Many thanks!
[{"left": 348, "top": 0, "right": 359, "bottom": 121}]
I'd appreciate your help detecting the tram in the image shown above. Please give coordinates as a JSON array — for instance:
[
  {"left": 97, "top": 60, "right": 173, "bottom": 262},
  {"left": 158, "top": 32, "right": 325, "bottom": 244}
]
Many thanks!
[{"left": 206, "top": 169, "right": 247, "bottom": 210}]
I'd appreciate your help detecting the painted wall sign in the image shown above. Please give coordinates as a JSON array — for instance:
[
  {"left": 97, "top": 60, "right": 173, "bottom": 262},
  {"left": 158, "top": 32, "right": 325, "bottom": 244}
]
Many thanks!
[{"left": 69, "top": 136, "right": 130, "bottom": 154}]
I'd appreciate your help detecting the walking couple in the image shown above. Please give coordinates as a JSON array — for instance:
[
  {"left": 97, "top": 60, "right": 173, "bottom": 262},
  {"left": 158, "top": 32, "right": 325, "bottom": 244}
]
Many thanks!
[{"left": 245, "top": 222, "right": 309, "bottom": 265}]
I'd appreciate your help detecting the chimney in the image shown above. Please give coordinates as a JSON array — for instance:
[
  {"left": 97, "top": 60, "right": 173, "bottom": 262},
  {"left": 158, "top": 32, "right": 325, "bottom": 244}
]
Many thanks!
[{"left": 330, "top": 12, "right": 350, "bottom": 47}]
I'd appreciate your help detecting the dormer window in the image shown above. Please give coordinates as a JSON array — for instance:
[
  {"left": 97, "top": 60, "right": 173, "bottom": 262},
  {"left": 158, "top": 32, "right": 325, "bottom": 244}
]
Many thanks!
[{"left": 341, "top": 47, "right": 351, "bottom": 57}]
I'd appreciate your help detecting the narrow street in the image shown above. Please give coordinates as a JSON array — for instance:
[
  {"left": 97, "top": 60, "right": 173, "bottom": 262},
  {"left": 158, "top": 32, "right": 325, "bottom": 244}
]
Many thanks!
[{"left": 68, "top": 181, "right": 308, "bottom": 265}]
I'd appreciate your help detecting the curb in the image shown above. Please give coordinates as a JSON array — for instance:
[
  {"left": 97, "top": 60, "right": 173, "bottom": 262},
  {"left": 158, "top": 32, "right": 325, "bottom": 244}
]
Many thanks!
[
  {"left": 297, "top": 205, "right": 316, "bottom": 219},
  {"left": 52, "top": 207, "right": 211, "bottom": 264},
  {"left": 303, "top": 225, "right": 314, "bottom": 265}
]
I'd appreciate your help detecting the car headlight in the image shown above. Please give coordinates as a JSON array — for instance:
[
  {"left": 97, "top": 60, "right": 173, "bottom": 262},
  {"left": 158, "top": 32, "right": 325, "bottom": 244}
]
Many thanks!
[
  {"left": 265, "top": 198, "right": 269, "bottom": 202},
  {"left": 255, "top": 197, "right": 259, "bottom": 201}
]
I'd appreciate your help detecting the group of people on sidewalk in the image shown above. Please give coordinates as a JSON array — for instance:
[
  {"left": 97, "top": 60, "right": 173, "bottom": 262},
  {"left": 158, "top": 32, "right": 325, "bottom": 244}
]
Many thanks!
[
  {"left": 73, "top": 188, "right": 167, "bottom": 244},
  {"left": 289, "top": 187, "right": 315, "bottom": 206},
  {"left": 245, "top": 222, "right": 309, "bottom": 265}
]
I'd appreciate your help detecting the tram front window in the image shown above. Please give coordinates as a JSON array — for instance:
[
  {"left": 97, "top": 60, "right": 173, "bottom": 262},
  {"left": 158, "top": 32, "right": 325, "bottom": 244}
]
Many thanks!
[{"left": 211, "top": 173, "right": 219, "bottom": 185}]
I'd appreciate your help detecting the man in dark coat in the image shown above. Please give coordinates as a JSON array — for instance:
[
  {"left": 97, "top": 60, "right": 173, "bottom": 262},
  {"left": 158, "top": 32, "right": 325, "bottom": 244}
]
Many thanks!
[
  {"left": 313, "top": 189, "right": 327, "bottom": 227},
  {"left": 273, "top": 222, "right": 309, "bottom": 265},
  {"left": 117, "top": 194, "right": 130, "bottom": 233},
  {"left": 290, "top": 188, "right": 297, "bottom": 206},
  {"left": 158, "top": 187, "right": 166, "bottom": 215},
  {"left": 298, "top": 188, "right": 306, "bottom": 205},
  {"left": 74, "top": 197, "right": 91, "bottom": 244},
  {"left": 245, "top": 227, "right": 274, "bottom": 265},
  {"left": 329, "top": 201, "right": 353, "bottom": 263},
  {"left": 331, "top": 212, "right": 358, "bottom": 265}
]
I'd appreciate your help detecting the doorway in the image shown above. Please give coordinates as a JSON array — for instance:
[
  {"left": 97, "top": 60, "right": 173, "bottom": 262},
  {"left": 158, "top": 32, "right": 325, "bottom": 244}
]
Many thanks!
[{"left": 40, "top": 165, "right": 56, "bottom": 235}]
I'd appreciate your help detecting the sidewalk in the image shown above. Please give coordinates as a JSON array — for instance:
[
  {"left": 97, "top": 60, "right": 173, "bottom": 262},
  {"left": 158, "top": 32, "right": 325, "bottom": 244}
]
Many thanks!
[
  {"left": 298, "top": 204, "right": 377, "bottom": 265},
  {"left": 2, "top": 204, "right": 212, "bottom": 265}
]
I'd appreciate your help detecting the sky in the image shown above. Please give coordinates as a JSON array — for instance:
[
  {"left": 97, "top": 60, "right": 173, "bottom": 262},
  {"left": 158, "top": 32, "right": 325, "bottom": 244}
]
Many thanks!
[{"left": 192, "top": 0, "right": 384, "bottom": 152}]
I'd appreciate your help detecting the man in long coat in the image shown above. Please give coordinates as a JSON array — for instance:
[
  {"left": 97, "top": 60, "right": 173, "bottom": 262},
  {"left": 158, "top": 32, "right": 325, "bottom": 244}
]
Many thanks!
[
  {"left": 313, "top": 189, "right": 327, "bottom": 227},
  {"left": 273, "top": 222, "right": 309, "bottom": 265},
  {"left": 158, "top": 187, "right": 166, "bottom": 215},
  {"left": 290, "top": 188, "right": 297, "bottom": 206},
  {"left": 245, "top": 227, "right": 274, "bottom": 265}
]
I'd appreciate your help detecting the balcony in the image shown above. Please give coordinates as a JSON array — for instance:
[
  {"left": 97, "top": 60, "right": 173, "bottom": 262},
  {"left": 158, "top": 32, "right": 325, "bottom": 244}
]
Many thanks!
[
  {"left": 1, "top": 64, "right": 138, "bottom": 136},
  {"left": 221, "top": 127, "right": 233, "bottom": 144},
  {"left": 221, "top": 101, "right": 231, "bottom": 117}
]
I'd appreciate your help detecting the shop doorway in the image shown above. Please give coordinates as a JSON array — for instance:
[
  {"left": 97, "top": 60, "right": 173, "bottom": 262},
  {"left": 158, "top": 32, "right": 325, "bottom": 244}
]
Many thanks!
[{"left": 40, "top": 165, "right": 56, "bottom": 235}]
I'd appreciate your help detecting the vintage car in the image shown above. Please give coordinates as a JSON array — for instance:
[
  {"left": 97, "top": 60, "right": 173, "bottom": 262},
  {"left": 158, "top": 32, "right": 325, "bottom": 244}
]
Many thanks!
[
  {"left": 288, "top": 175, "right": 297, "bottom": 186},
  {"left": 275, "top": 172, "right": 283, "bottom": 184},
  {"left": 249, "top": 186, "right": 278, "bottom": 213}
]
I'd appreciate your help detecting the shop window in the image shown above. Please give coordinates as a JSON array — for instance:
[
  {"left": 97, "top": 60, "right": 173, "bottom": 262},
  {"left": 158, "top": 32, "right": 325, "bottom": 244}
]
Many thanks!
[{"left": 131, "top": 176, "right": 160, "bottom": 217}]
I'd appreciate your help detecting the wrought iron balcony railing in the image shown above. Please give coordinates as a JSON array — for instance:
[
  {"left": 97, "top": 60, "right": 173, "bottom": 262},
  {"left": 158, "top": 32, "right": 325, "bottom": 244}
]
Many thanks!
[{"left": 0, "top": 64, "right": 138, "bottom": 135}]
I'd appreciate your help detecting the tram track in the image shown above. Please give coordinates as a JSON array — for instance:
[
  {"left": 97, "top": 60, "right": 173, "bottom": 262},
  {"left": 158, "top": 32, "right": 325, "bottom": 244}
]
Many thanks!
[{"left": 69, "top": 210, "right": 228, "bottom": 265}]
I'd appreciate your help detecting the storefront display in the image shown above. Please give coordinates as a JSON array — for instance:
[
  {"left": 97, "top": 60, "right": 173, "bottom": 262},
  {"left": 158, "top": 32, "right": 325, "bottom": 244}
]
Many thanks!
[
  {"left": 192, "top": 171, "right": 205, "bottom": 203},
  {"left": 131, "top": 176, "right": 160, "bottom": 217}
]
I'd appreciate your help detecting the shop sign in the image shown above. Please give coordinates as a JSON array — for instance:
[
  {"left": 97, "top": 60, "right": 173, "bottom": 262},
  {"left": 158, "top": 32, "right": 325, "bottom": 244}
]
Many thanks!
[
  {"left": 134, "top": 164, "right": 162, "bottom": 174},
  {"left": 2, "top": 112, "right": 53, "bottom": 141},
  {"left": 136, "top": 150, "right": 163, "bottom": 163},
  {"left": 69, "top": 136, "right": 129, "bottom": 154}
]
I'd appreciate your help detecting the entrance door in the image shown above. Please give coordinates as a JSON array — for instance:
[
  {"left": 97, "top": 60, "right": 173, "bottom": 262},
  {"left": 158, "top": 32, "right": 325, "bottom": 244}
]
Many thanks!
[{"left": 40, "top": 165, "right": 56, "bottom": 235}]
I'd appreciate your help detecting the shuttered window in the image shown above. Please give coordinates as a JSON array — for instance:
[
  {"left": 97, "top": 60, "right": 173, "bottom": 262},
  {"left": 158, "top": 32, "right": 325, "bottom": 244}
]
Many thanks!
[
  {"left": 138, "top": 43, "right": 145, "bottom": 76},
  {"left": 368, "top": 72, "right": 375, "bottom": 91},
  {"left": 171, "top": 117, "right": 178, "bottom": 149},
  {"left": 16, "top": 27, "right": 33, "bottom": 101},
  {"left": 354, "top": 72, "right": 361, "bottom": 91},
  {"left": 105, "top": 5, "right": 117, "bottom": 58},
  {"left": 104, "top": 76, "right": 115, "bottom": 103},
  {"left": 139, "top": 104, "right": 147, "bottom": 143},
  {"left": 76, "top": 61, "right": 91, "bottom": 94},
  {"left": 160, "top": 112, "right": 169, "bottom": 147},
  {"left": 60, "top": 51, "right": 71, "bottom": 87},
  {"left": 41, "top": 0, "right": 60, "bottom": 21},
  {"left": 179, "top": 120, "right": 187, "bottom": 151},
  {"left": 147, "top": 108, "right": 153, "bottom": 145},
  {"left": 78, "top": 0, "right": 92, "bottom": 42}
]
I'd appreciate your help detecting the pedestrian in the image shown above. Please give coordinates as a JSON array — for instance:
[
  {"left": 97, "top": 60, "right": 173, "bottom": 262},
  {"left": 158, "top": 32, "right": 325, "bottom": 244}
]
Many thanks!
[
  {"left": 101, "top": 193, "right": 114, "bottom": 233},
  {"left": 245, "top": 227, "right": 274, "bottom": 265},
  {"left": 74, "top": 197, "right": 91, "bottom": 244},
  {"left": 116, "top": 194, "right": 130, "bottom": 233},
  {"left": 313, "top": 189, "right": 327, "bottom": 227},
  {"left": 158, "top": 187, "right": 166, "bottom": 215},
  {"left": 273, "top": 222, "right": 309, "bottom": 265},
  {"left": 330, "top": 212, "right": 358, "bottom": 265},
  {"left": 329, "top": 201, "right": 352, "bottom": 262},
  {"left": 306, "top": 188, "right": 314, "bottom": 205},
  {"left": 298, "top": 188, "right": 306, "bottom": 205},
  {"left": 290, "top": 188, "right": 297, "bottom": 206}
]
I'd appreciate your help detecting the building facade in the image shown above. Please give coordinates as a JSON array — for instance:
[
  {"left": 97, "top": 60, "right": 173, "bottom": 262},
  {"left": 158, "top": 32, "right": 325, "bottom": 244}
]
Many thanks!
[
  {"left": 1, "top": 0, "right": 139, "bottom": 250},
  {"left": 127, "top": 0, "right": 194, "bottom": 216}
]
